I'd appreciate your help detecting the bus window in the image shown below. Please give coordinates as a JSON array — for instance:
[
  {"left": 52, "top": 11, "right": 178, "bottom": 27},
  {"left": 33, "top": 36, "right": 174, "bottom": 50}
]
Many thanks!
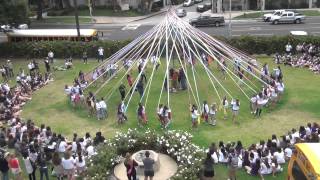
[{"left": 292, "top": 161, "right": 307, "bottom": 180}]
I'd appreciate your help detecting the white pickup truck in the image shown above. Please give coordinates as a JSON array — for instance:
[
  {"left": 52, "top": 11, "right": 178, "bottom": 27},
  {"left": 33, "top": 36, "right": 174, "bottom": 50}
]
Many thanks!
[
  {"left": 262, "top": 9, "right": 286, "bottom": 22},
  {"left": 270, "top": 11, "right": 305, "bottom": 25}
]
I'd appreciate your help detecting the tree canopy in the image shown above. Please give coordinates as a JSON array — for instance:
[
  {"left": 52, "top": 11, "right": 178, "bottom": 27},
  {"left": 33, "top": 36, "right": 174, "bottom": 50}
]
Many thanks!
[{"left": 0, "top": 0, "right": 30, "bottom": 25}]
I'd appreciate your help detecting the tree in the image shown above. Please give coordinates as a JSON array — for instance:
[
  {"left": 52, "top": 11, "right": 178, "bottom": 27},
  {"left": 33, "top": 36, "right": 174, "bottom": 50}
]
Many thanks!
[{"left": 0, "top": 0, "right": 29, "bottom": 25}]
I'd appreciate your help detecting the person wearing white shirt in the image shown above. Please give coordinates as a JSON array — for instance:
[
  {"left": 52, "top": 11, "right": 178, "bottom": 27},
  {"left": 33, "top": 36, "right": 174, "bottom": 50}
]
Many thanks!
[
  {"left": 97, "top": 47, "right": 104, "bottom": 62},
  {"left": 260, "top": 158, "right": 272, "bottom": 175},
  {"left": 284, "top": 147, "right": 292, "bottom": 161},
  {"left": 231, "top": 99, "right": 240, "bottom": 124},
  {"left": 273, "top": 148, "right": 285, "bottom": 164},
  {"left": 190, "top": 104, "right": 199, "bottom": 129},
  {"left": 58, "top": 138, "right": 67, "bottom": 153},
  {"left": 48, "top": 51, "right": 54, "bottom": 63},
  {"left": 218, "top": 148, "right": 228, "bottom": 163},
  {"left": 99, "top": 98, "right": 107, "bottom": 120},
  {"left": 222, "top": 96, "right": 229, "bottom": 120},
  {"left": 75, "top": 153, "right": 86, "bottom": 176},
  {"left": 285, "top": 43, "right": 292, "bottom": 55},
  {"left": 62, "top": 152, "right": 75, "bottom": 180},
  {"left": 95, "top": 100, "right": 102, "bottom": 120},
  {"left": 86, "top": 144, "right": 95, "bottom": 157},
  {"left": 202, "top": 101, "right": 209, "bottom": 123},
  {"left": 23, "top": 154, "right": 35, "bottom": 179}
]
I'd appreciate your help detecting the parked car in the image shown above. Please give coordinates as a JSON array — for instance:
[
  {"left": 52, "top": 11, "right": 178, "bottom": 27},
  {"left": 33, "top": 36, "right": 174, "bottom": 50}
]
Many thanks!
[
  {"left": 194, "top": 0, "right": 203, "bottom": 4},
  {"left": 204, "top": 2, "right": 212, "bottom": 9},
  {"left": 189, "top": 15, "right": 225, "bottom": 27},
  {"left": 270, "top": 11, "right": 305, "bottom": 24},
  {"left": 18, "top": 24, "right": 28, "bottom": 29},
  {"left": 196, "top": 5, "right": 206, "bottom": 12},
  {"left": 262, "top": 9, "right": 286, "bottom": 22},
  {"left": 183, "top": 0, "right": 194, "bottom": 7},
  {"left": 176, "top": 9, "right": 187, "bottom": 17}
]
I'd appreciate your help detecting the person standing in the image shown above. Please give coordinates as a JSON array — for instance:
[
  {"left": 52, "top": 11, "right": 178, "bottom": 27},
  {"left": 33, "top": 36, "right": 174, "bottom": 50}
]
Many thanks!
[
  {"left": 44, "top": 57, "right": 50, "bottom": 73},
  {"left": 83, "top": 51, "right": 88, "bottom": 64},
  {"left": 52, "top": 152, "right": 64, "bottom": 180},
  {"left": 119, "top": 82, "right": 126, "bottom": 100},
  {"left": 227, "top": 148, "right": 238, "bottom": 180},
  {"left": 22, "top": 153, "right": 35, "bottom": 180},
  {"left": 124, "top": 153, "right": 138, "bottom": 180},
  {"left": 137, "top": 103, "right": 147, "bottom": 126},
  {"left": 38, "top": 152, "right": 49, "bottom": 180},
  {"left": 202, "top": 101, "right": 209, "bottom": 123},
  {"left": 231, "top": 99, "right": 240, "bottom": 124},
  {"left": 203, "top": 153, "right": 215, "bottom": 180},
  {"left": 99, "top": 98, "right": 107, "bottom": 119},
  {"left": 6, "top": 153, "right": 22, "bottom": 180},
  {"left": 190, "top": 104, "right": 199, "bottom": 130},
  {"left": 136, "top": 79, "right": 144, "bottom": 99},
  {"left": 117, "top": 101, "right": 127, "bottom": 124},
  {"left": 6, "top": 60, "right": 14, "bottom": 78},
  {"left": 48, "top": 50, "right": 54, "bottom": 64},
  {"left": 62, "top": 151, "right": 75, "bottom": 180},
  {"left": 142, "top": 151, "right": 155, "bottom": 180},
  {"left": 209, "top": 103, "right": 217, "bottom": 126},
  {"left": 285, "top": 42, "right": 292, "bottom": 55},
  {"left": 0, "top": 152, "right": 9, "bottom": 180},
  {"left": 222, "top": 96, "right": 229, "bottom": 120},
  {"left": 97, "top": 47, "right": 104, "bottom": 62}
]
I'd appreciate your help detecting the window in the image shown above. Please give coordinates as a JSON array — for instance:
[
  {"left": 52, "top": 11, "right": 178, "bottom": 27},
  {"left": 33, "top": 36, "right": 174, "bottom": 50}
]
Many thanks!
[{"left": 292, "top": 161, "right": 307, "bottom": 180}]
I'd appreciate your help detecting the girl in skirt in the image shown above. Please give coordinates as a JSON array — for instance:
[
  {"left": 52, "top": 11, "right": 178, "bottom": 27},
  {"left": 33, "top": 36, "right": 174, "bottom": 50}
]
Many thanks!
[
  {"left": 231, "top": 99, "right": 240, "bottom": 124},
  {"left": 190, "top": 104, "right": 199, "bottom": 130},
  {"left": 222, "top": 96, "right": 229, "bottom": 120}
]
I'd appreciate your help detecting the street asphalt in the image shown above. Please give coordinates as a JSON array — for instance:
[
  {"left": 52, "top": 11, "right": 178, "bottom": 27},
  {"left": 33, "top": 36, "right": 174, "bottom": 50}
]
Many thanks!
[
  {"left": 26, "top": 17, "right": 320, "bottom": 40},
  {"left": 1, "top": 12, "right": 320, "bottom": 42}
]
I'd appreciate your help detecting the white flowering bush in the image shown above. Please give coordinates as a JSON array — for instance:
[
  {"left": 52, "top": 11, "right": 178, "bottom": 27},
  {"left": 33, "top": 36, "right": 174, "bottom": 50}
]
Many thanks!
[{"left": 87, "top": 128, "right": 205, "bottom": 180}]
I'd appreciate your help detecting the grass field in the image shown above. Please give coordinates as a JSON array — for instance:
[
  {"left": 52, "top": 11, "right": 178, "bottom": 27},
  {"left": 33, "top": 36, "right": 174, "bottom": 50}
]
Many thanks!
[{"left": 2, "top": 55, "right": 319, "bottom": 179}]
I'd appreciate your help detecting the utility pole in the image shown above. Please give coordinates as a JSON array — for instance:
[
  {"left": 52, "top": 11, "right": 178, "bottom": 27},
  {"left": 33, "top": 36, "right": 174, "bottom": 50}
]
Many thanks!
[
  {"left": 73, "top": 0, "right": 81, "bottom": 39},
  {"left": 228, "top": 0, "right": 232, "bottom": 37}
]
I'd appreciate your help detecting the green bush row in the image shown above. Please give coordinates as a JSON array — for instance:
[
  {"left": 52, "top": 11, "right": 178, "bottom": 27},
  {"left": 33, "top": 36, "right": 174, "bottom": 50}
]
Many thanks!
[
  {"left": 220, "top": 35, "right": 320, "bottom": 55},
  {"left": 1, "top": 35, "right": 320, "bottom": 58},
  {"left": 0, "top": 40, "right": 131, "bottom": 58}
]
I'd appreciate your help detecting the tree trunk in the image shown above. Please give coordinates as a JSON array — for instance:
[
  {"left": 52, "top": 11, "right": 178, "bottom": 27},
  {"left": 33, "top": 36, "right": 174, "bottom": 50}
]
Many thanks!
[{"left": 36, "top": 0, "right": 43, "bottom": 20}]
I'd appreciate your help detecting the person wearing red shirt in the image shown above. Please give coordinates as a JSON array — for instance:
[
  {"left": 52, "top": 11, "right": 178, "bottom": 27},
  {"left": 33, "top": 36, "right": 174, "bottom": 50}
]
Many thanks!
[{"left": 5, "top": 153, "right": 22, "bottom": 180}]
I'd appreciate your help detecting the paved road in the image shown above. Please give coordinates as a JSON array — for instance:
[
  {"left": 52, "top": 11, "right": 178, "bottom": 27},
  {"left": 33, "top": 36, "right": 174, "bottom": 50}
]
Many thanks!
[{"left": 1, "top": 16, "right": 320, "bottom": 42}]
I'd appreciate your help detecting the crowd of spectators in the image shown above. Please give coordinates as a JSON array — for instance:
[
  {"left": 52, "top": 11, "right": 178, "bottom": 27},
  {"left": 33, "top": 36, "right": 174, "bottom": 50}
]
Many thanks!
[
  {"left": 274, "top": 42, "right": 320, "bottom": 74},
  {"left": 203, "top": 122, "right": 320, "bottom": 180}
]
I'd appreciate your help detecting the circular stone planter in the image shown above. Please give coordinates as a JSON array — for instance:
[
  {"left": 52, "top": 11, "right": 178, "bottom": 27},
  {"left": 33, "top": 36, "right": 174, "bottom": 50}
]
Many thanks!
[{"left": 114, "top": 152, "right": 178, "bottom": 180}]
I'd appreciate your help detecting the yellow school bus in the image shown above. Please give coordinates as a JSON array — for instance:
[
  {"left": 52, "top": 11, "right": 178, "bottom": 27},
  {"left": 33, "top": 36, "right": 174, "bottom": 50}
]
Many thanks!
[
  {"left": 6, "top": 29, "right": 99, "bottom": 42},
  {"left": 287, "top": 143, "right": 320, "bottom": 180}
]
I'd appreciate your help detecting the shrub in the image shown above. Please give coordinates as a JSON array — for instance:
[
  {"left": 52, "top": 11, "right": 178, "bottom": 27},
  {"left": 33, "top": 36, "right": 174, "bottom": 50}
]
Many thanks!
[
  {"left": 0, "top": 40, "right": 131, "bottom": 58},
  {"left": 1, "top": 35, "right": 320, "bottom": 58}
]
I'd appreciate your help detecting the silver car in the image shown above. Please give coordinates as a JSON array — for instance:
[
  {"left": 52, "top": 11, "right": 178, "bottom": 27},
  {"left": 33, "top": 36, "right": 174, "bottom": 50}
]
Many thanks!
[{"left": 176, "top": 9, "right": 187, "bottom": 17}]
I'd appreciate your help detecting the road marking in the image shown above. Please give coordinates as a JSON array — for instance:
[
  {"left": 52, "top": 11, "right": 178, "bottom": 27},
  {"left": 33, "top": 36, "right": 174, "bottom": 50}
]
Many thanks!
[
  {"left": 122, "top": 24, "right": 141, "bottom": 30},
  {"left": 251, "top": 33, "right": 273, "bottom": 36}
]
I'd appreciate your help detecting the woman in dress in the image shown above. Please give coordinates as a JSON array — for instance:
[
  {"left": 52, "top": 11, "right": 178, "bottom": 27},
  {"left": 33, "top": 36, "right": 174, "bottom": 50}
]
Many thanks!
[
  {"left": 52, "top": 152, "right": 64, "bottom": 180},
  {"left": 203, "top": 153, "right": 215, "bottom": 180},
  {"left": 137, "top": 103, "right": 147, "bottom": 126}
]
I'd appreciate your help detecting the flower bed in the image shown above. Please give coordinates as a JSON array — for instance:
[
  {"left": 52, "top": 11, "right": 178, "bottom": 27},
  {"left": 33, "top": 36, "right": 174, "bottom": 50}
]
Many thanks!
[{"left": 86, "top": 128, "right": 206, "bottom": 180}]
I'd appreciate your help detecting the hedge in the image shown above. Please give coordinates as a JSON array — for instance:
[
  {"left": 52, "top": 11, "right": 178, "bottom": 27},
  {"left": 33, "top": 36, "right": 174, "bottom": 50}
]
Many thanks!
[
  {"left": 1, "top": 35, "right": 320, "bottom": 58},
  {"left": 0, "top": 40, "right": 131, "bottom": 58}
]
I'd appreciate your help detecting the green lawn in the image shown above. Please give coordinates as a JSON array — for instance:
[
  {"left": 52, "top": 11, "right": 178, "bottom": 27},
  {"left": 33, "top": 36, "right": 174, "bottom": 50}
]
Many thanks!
[
  {"left": 31, "top": 17, "right": 92, "bottom": 24},
  {"left": 2, "top": 56, "right": 319, "bottom": 179},
  {"left": 233, "top": 12, "right": 264, "bottom": 19},
  {"left": 299, "top": 10, "right": 320, "bottom": 16}
]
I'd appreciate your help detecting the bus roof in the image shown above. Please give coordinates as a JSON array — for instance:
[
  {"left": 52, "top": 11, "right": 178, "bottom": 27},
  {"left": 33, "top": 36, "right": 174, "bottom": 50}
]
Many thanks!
[
  {"left": 6, "top": 29, "right": 97, "bottom": 37},
  {"left": 295, "top": 143, "right": 320, "bottom": 175}
]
